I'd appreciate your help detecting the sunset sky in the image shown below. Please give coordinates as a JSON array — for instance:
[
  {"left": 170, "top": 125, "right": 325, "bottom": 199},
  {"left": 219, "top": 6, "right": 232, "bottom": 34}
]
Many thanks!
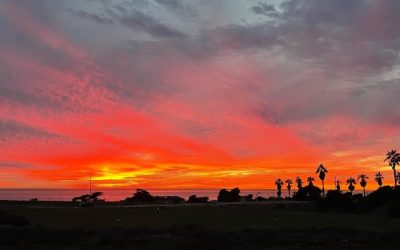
[{"left": 1, "top": 0, "right": 399, "bottom": 189}]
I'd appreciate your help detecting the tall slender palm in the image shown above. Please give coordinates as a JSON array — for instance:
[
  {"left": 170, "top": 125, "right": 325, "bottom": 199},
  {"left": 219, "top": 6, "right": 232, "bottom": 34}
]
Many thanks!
[
  {"left": 335, "top": 179, "right": 341, "bottom": 191},
  {"left": 357, "top": 174, "right": 368, "bottom": 197},
  {"left": 295, "top": 176, "right": 303, "bottom": 189},
  {"left": 316, "top": 164, "right": 328, "bottom": 196},
  {"left": 285, "top": 179, "right": 293, "bottom": 198},
  {"left": 385, "top": 149, "right": 400, "bottom": 187},
  {"left": 374, "top": 172, "right": 384, "bottom": 188},
  {"left": 396, "top": 173, "right": 400, "bottom": 187},
  {"left": 346, "top": 177, "right": 357, "bottom": 195},
  {"left": 275, "top": 178, "right": 284, "bottom": 198},
  {"left": 307, "top": 176, "right": 315, "bottom": 187}
]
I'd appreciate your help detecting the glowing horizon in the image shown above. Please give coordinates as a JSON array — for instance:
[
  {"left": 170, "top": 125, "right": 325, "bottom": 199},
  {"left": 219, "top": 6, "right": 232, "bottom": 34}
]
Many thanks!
[{"left": 0, "top": 0, "right": 399, "bottom": 190}]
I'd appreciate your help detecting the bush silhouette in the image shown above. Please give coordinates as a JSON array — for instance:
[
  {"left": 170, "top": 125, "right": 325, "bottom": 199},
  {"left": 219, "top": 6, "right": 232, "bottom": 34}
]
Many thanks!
[
  {"left": 293, "top": 185, "right": 322, "bottom": 201},
  {"left": 365, "top": 186, "right": 400, "bottom": 212},
  {"left": 72, "top": 192, "right": 104, "bottom": 206},
  {"left": 187, "top": 195, "right": 209, "bottom": 203},
  {"left": 124, "top": 189, "right": 155, "bottom": 203},
  {"left": 217, "top": 188, "right": 241, "bottom": 202}
]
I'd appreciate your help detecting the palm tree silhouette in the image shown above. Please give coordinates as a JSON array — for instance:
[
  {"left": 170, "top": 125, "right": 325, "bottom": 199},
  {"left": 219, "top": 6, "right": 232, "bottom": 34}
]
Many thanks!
[
  {"left": 374, "top": 172, "right": 384, "bottom": 188},
  {"left": 307, "top": 176, "right": 315, "bottom": 187},
  {"left": 275, "top": 178, "right": 284, "bottom": 198},
  {"left": 357, "top": 174, "right": 368, "bottom": 196},
  {"left": 335, "top": 179, "right": 341, "bottom": 191},
  {"left": 285, "top": 179, "right": 293, "bottom": 198},
  {"left": 346, "top": 177, "right": 356, "bottom": 195},
  {"left": 295, "top": 176, "right": 303, "bottom": 189},
  {"left": 316, "top": 164, "right": 328, "bottom": 196},
  {"left": 385, "top": 149, "right": 400, "bottom": 187}
]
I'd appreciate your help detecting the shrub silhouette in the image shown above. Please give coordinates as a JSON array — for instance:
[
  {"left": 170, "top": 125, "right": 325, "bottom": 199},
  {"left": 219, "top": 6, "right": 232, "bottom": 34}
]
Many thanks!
[
  {"left": 72, "top": 192, "right": 104, "bottom": 204},
  {"left": 154, "top": 196, "right": 185, "bottom": 204},
  {"left": 124, "top": 189, "right": 155, "bottom": 203},
  {"left": 187, "top": 195, "right": 209, "bottom": 203},
  {"left": 318, "top": 190, "right": 356, "bottom": 212},
  {"left": 72, "top": 194, "right": 90, "bottom": 203},
  {"left": 293, "top": 185, "right": 322, "bottom": 201},
  {"left": 245, "top": 194, "right": 254, "bottom": 201},
  {"left": 366, "top": 186, "right": 400, "bottom": 209},
  {"left": 217, "top": 188, "right": 241, "bottom": 202}
]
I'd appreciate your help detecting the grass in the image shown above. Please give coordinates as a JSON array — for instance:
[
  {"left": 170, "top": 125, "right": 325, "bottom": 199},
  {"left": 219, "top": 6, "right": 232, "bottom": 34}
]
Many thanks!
[
  {"left": 1, "top": 201, "right": 400, "bottom": 249},
  {"left": 0, "top": 201, "right": 398, "bottom": 231}
]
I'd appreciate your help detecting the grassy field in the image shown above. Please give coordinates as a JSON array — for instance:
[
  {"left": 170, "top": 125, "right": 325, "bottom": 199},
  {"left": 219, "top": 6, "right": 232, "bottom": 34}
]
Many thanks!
[
  {"left": 0, "top": 201, "right": 398, "bottom": 230},
  {"left": 1, "top": 201, "right": 399, "bottom": 249}
]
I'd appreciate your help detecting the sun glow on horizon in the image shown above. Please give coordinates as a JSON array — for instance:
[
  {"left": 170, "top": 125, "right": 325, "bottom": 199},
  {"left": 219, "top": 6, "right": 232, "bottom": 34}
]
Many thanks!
[{"left": 0, "top": 0, "right": 399, "bottom": 189}]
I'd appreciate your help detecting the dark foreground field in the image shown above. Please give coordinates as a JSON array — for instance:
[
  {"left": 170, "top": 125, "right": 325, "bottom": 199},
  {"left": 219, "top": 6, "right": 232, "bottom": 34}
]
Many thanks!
[{"left": 1, "top": 201, "right": 399, "bottom": 249}]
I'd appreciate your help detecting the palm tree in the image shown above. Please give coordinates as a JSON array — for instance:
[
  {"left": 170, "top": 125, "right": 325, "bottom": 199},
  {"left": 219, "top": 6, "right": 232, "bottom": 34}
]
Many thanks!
[
  {"left": 357, "top": 174, "right": 368, "bottom": 196},
  {"left": 335, "top": 179, "right": 341, "bottom": 191},
  {"left": 275, "top": 179, "right": 284, "bottom": 198},
  {"left": 385, "top": 149, "right": 400, "bottom": 187},
  {"left": 374, "top": 172, "right": 384, "bottom": 188},
  {"left": 307, "top": 176, "right": 315, "bottom": 187},
  {"left": 285, "top": 179, "right": 293, "bottom": 198},
  {"left": 346, "top": 177, "right": 356, "bottom": 195},
  {"left": 295, "top": 176, "right": 303, "bottom": 189},
  {"left": 316, "top": 164, "right": 328, "bottom": 196},
  {"left": 396, "top": 173, "right": 400, "bottom": 186}
]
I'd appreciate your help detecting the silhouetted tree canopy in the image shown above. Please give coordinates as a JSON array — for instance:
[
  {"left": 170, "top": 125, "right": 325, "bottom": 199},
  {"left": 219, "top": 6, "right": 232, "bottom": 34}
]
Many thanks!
[
  {"left": 293, "top": 185, "right": 322, "bottom": 201},
  {"left": 187, "top": 195, "right": 209, "bottom": 203},
  {"left": 154, "top": 196, "right": 185, "bottom": 204},
  {"left": 217, "top": 188, "right": 241, "bottom": 202},
  {"left": 124, "top": 189, "right": 155, "bottom": 203},
  {"left": 72, "top": 192, "right": 104, "bottom": 205},
  {"left": 385, "top": 149, "right": 400, "bottom": 187},
  {"left": 90, "top": 192, "right": 104, "bottom": 201}
]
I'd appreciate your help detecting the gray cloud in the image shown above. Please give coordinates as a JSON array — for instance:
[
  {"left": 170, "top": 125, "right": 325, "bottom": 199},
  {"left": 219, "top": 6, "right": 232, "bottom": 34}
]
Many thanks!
[
  {"left": 2, "top": 0, "right": 400, "bottom": 141},
  {"left": 119, "top": 10, "right": 185, "bottom": 38},
  {"left": 0, "top": 120, "right": 62, "bottom": 141},
  {"left": 251, "top": 2, "right": 280, "bottom": 17},
  {"left": 68, "top": 9, "right": 114, "bottom": 24},
  {"left": 0, "top": 161, "right": 36, "bottom": 168},
  {"left": 153, "top": 0, "right": 182, "bottom": 10},
  {"left": 69, "top": 2, "right": 186, "bottom": 38}
]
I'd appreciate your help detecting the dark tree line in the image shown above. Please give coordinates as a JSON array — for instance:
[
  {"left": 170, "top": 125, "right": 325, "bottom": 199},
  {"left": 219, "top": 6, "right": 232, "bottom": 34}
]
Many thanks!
[{"left": 274, "top": 149, "right": 400, "bottom": 199}]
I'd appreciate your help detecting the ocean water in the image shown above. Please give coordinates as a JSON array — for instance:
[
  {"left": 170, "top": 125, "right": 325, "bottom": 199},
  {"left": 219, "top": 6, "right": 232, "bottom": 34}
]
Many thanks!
[
  {"left": 0, "top": 188, "right": 366, "bottom": 202},
  {"left": 0, "top": 189, "right": 281, "bottom": 201}
]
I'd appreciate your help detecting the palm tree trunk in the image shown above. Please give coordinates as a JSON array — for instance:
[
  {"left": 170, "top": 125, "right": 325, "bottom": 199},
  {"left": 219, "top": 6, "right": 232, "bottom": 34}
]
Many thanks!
[
  {"left": 288, "top": 189, "right": 291, "bottom": 198},
  {"left": 322, "top": 179, "right": 325, "bottom": 196},
  {"left": 363, "top": 187, "right": 366, "bottom": 197},
  {"left": 393, "top": 166, "right": 397, "bottom": 187}
]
